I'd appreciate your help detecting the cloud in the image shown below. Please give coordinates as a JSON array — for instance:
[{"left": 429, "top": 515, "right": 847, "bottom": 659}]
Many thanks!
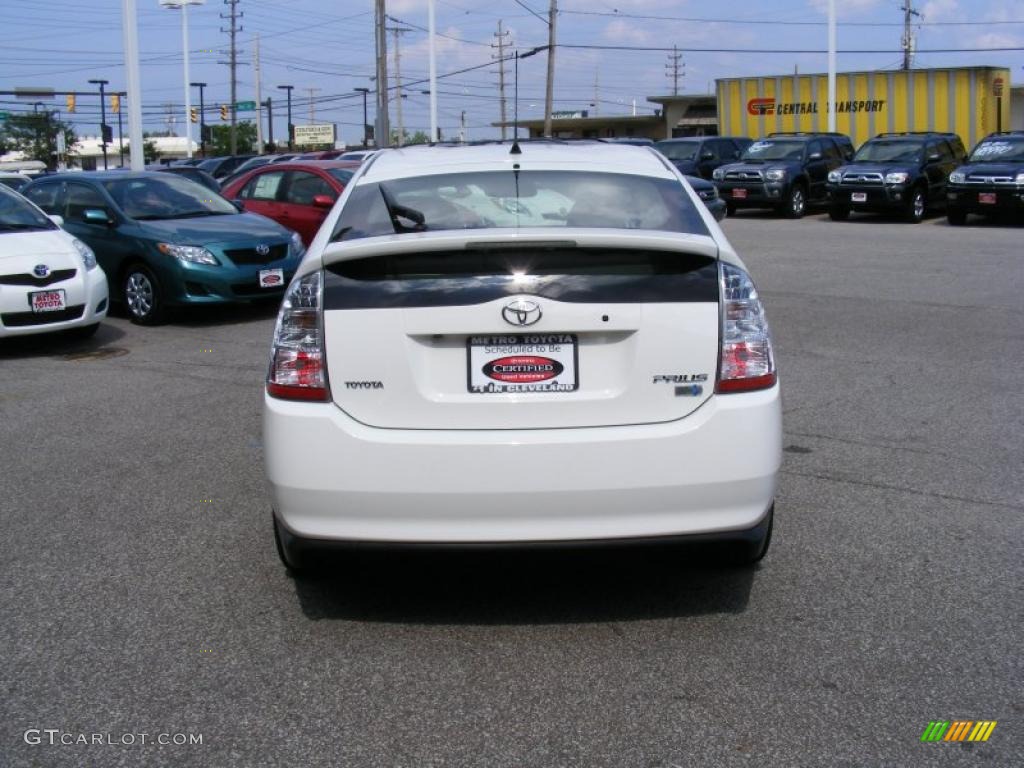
[
  {"left": 603, "top": 20, "right": 650, "bottom": 44},
  {"left": 920, "top": 0, "right": 962, "bottom": 22},
  {"left": 807, "top": 0, "right": 884, "bottom": 17}
]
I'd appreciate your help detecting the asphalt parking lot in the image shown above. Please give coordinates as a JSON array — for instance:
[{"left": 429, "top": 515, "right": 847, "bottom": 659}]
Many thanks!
[{"left": 1, "top": 212, "right": 1021, "bottom": 767}]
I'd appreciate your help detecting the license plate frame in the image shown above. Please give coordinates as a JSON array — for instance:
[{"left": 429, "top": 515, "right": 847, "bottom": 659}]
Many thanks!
[
  {"left": 732, "top": 188, "right": 748, "bottom": 200},
  {"left": 978, "top": 192, "right": 997, "bottom": 205},
  {"left": 29, "top": 289, "right": 67, "bottom": 313},
  {"left": 258, "top": 268, "right": 285, "bottom": 288},
  {"left": 851, "top": 191, "right": 867, "bottom": 203},
  {"left": 467, "top": 334, "right": 578, "bottom": 394}
]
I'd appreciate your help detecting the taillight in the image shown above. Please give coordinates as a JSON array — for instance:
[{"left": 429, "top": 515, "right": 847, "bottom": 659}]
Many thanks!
[
  {"left": 717, "top": 262, "right": 777, "bottom": 394},
  {"left": 267, "top": 270, "right": 330, "bottom": 401}
]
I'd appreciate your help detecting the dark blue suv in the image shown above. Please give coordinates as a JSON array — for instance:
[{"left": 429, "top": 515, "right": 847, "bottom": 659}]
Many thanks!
[
  {"left": 654, "top": 136, "right": 753, "bottom": 180},
  {"left": 946, "top": 131, "right": 1024, "bottom": 225}
]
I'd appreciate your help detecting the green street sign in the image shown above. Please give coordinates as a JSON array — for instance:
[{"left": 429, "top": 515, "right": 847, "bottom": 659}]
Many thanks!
[
  {"left": 0, "top": 112, "right": 9, "bottom": 120},
  {"left": 234, "top": 100, "right": 256, "bottom": 112}
]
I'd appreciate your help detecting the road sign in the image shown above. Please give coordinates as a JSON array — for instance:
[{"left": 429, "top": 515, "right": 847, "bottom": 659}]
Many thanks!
[
  {"left": 235, "top": 100, "right": 256, "bottom": 112},
  {"left": 993, "top": 77, "right": 1004, "bottom": 97},
  {"left": 293, "top": 123, "right": 336, "bottom": 146}
]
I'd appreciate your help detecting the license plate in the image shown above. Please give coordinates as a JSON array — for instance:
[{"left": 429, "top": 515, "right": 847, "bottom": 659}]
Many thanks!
[
  {"left": 732, "top": 188, "right": 748, "bottom": 199},
  {"left": 979, "top": 192, "right": 997, "bottom": 205},
  {"left": 259, "top": 268, "right": 284, "bottom": 288},
  {"left": 30, "top": 289, "right": 66, "bottom": 313},
  {"left": 468, "top": 334, "right": 578, "bottom": 394},
  {"left": 851, "top": 192, "right": 867, "bottom": 203}
]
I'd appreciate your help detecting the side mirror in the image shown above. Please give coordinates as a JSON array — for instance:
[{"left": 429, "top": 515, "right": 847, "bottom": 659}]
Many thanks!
[
  {"left": 808, "top": 152, "right": 823, "bottom": 161},
  {"left": 231, "top": 199, "right": 245, "bottom": 212},
  {"left": 47, "top": 214, "right": 64, "bottom": 227},
  {"left": 312, "top": 194, "right": 336, "bottom": 209},
  {"left": 83, "top": 208, "right": 113, "bottom": 225}
]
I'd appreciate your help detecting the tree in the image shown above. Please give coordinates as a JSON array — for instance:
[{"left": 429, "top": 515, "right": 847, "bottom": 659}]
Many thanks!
[
  {"left": 389, "top": 129, "right": 430, "bottom": 146},
  {"left": 0, "top": 113, "right": 77, "bottom": 169},
  {"left": 208, "top": 121, "right": 257, "bottom": 155},
  {"left": 143, "top": 139, "right": 160, "bottom": 164}
]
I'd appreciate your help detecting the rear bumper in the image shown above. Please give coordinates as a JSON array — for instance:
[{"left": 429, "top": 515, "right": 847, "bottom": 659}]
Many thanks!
[{"left": 263, "top": 385, "right": 782, "bottom": 544}]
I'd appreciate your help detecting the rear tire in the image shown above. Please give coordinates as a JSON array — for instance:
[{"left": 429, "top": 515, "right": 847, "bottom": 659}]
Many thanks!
[
  {"left": 905, "top": 186, "right": 926, "bottom": 223},
  {"left": 273, "top": 514, "right": 310, "bottom": 576},
  {"left": 782, "top": 184, "right": 806, "bottom": 219},
  {"left": 946, "top": 207, "right": 967, "bottom": 226},
  {"left": 731, "top": 505, "right": 773, "bottom": 566},
  {"left": 725, "top": 201, "right": 737, "bottom": 217},
  {"left": 828, "top": 205, "right": 850, "bottom": 221},
  {"left": 122, "top": 263, "right": 167, "bottom": 325}
]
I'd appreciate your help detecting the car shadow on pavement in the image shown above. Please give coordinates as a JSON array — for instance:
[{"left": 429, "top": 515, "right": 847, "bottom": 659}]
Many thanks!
[
  {"left": 288, "top": 545, "right": 757, "bottom": 625},
  {"left": 0, "top": 321, "right": 127, "bottom": 359}
]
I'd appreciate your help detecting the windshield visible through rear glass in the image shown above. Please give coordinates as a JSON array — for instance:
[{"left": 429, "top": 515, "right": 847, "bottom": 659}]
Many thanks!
[
  {"left": 332, "top": 170, "right": 707, "bottom": 241},
  {"left": 0, "top": 186, "right": 55, "bottom": 232},
  {"left": 853, "top": 140, "right": 924, "bottom": 163},
  {"left": 741, "top": 140, "right": 806, "bottom": 161},
  {"left": 654, "top": 141, "right": 699, "bottom": 161},
  {"left": 968, "top": 138, "right": 1024, "bottom": 163},
  {"left": 102, "top": 175, "right": 238, "bottom": 220}
]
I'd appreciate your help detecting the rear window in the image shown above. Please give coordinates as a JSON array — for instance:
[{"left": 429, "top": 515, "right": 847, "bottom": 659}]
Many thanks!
[
  {"left": 323, "top": 247, "right": 719, "bottom": 309},
  {"left": 332, "top": 171, "right": 708, "bottom": 241}
]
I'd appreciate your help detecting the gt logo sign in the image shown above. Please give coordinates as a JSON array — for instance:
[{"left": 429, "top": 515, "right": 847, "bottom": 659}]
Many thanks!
[{"left": 747, "top": 97, "right": 776, "bottom": 116}]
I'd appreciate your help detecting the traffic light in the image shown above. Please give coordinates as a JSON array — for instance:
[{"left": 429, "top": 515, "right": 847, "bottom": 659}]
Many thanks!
[
  {"left": 66, "top": 94, "right": 76, "bottom": 113},
  {"left": 110, "top": 94, "right": 120, "bottom": 114},
  {"left": 190, "top": 107, "right": 198, "bottom": 123},
  {"left": 101, "top": 124, "right": 113, "bottom": 144},
  {"left": 220, "top": 104, "right": 228, "bottom": 121}
]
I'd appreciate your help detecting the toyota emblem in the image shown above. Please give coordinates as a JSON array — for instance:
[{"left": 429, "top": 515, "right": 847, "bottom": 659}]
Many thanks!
[
  {"left": 502, "top": 299, "right": 542, "bottom": 327},
  {"left": 255, "top": 244, "right": 270, "bottom": 256},
  {"left": 33, "top": 264, "right": 50, "bottom": 278}
]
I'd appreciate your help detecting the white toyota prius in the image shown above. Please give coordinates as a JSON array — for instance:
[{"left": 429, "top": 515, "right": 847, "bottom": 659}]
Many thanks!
[
  {"left": 0, "top": 184, "right": 108, "bottom": 339},
  {"left": 263, "top": 141, "right": 781, "bottom": 570}
]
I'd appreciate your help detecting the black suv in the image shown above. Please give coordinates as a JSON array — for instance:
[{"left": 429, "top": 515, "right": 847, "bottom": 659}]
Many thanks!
[
  {"left": 946, "top": 131, "right": 1024, "bottom": 225},
  {"left": 654, "top": 136, "right": 754, "bottom": 180},
  {"left": 712, "top": 132, "right": 851, "bottom": 218},
  {"left": 826, "top": 132, "right": 966, "bottom": 223}
]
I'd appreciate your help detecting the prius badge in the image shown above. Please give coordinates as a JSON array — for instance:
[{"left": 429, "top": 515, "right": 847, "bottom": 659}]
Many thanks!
[{"left": 502, "top": 299, "right": 542, "bottom": 327}]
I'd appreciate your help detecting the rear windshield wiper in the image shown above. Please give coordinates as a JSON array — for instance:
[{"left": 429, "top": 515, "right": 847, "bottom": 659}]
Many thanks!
[{"left": 379, "top": 184, "right": 426, "bottom": 233}]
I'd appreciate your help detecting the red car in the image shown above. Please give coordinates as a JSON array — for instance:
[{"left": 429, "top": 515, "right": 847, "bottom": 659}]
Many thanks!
[{"left": 220, "top": 160, "right": 360, "bottom": 246}]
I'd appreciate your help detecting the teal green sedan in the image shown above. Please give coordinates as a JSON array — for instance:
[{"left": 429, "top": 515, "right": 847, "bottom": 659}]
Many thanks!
[{"left": 22, "top": 171, "right": 304, "bottom": 324}]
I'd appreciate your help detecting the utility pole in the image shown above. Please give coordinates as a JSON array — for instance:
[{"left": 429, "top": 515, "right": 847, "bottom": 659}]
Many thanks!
[
  {"left": 220, "top": 0, "right": 242, "bottom": 154},
  {"left": 387, "top": 26, "right": 410, "bottom": 146},
  {"left": 374, "top": 0, "right": 390, "bottom": 148},
  {"left": 254, "top": 33, "right": 263, "bottom": 153},
  {"left": 592, "top": 70, "right": 599, "bottom": 117},
  {"left": 277, "top": 85, "right": 293, "bottom": 149},
  {"left": 543, "top": 0, "right": 557, "bottom": 138},
  {"left": 666, "top": 45, "right": 683, "bottom": 96},
  {"left": 492, "top": 20, "right": 511, "bottom": 140},
  {"left": 900, "top": 1, "right": 920, "bottom": 70},
  {"left": 263, "top": 97, "right": 273, "bottom": 149},
  {"left": 459, "top": 110, "right": 466, "bottom": 143},
  {"left": 306, "top": 87, "right": 321, "bottom": 123},
  {"left": 191, "top": 81, "right": 207, "bottom": 156}
]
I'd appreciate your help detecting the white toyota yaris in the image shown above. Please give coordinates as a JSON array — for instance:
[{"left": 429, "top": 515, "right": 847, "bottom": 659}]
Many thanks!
[
  {"left": 0, "top": 184, "right": 108, "bottom": 339},
  {"left": 263, "top": 141, "right": 781, "bottom": 569}
]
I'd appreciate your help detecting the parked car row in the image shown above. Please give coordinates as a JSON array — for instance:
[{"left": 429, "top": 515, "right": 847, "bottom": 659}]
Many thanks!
[{"left": 686, "top": 129, "right": 1021, "bottom": 225}]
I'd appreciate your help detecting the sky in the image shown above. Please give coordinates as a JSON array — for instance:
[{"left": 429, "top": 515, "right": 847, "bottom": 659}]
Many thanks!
[{"left": 0, "top": 0, "right": 1021, "bottom": 147}]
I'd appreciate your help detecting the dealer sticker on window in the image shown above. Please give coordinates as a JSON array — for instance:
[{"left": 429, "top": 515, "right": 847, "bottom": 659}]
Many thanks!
[{"left": 468, "top": 334, "right": 578, "bottom": 393}]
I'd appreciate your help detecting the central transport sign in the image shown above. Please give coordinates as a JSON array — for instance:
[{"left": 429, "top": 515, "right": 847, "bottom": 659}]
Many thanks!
[{"left": 293, "top": 124, "right": 336, "bottom": 146}]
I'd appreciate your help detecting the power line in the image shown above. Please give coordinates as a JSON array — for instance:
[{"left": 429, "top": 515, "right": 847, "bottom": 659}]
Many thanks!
[{"left": 559, "top": 9, "right": 1024, "bottom": 26}]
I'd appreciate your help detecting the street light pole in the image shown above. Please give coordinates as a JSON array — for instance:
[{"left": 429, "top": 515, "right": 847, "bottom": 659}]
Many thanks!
[
  {"left": 277, "top": 85, "right": 294, "bottom": 150},
  {"left": 191, "top": 82, "right": 206, "bottom": 157},
  {"left": 354, "top": 87, "right": 370, "bottom": 147},
  {"left": 160, "top": 0, "right": 205, "bottom": 160},
  {"left": 89, "top": 79, "right": 109, "bottom": 169}
]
